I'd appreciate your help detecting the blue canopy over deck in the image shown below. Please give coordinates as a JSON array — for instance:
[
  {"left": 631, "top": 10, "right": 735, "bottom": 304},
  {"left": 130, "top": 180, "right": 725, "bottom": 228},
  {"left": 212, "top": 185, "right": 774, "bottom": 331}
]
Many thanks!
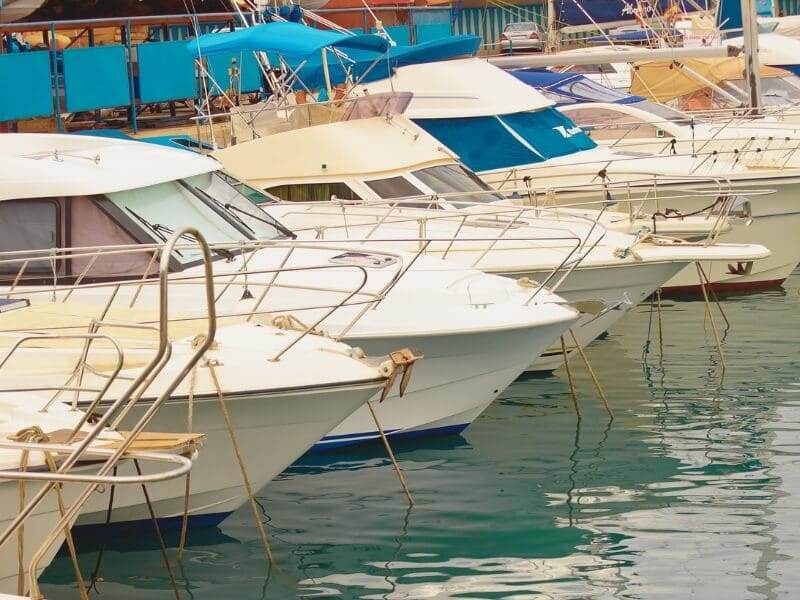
[
  {"left": 510, "top": 69, "right": 644, "bottom": 105},
  {"left": 185, "top": 22, "right": 480, "bottom": 90},
  {"left": 186, "top": 21, "right": 390, "bottom": 59}
]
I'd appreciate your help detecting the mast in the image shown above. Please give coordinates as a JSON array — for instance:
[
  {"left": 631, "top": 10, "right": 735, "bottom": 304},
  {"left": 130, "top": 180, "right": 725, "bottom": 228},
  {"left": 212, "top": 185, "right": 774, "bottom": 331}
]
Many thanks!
[{"left": 740, "top": 0, "right": 762, "bottom": 114}]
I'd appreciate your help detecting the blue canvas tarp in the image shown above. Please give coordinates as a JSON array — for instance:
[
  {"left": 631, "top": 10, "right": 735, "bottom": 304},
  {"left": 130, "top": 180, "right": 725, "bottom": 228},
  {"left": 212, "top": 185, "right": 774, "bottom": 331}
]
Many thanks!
[
  {"left": 415, "top": 107, "right": 597, "bottom": 173},
  {"left": 186, "top": 22, "right": 390, "bottom": 59},
  {"left": 511, "top": 69, "right": 644, "bottom": 104},
  {"left": 554, "top": 0, "right": 693, "bottom": 28},
  {"left": 294, "top": 34, "right": 481, "bottom": 90},
  {"left": 186, "top": 21, "right": 479, "bottom": 91}
]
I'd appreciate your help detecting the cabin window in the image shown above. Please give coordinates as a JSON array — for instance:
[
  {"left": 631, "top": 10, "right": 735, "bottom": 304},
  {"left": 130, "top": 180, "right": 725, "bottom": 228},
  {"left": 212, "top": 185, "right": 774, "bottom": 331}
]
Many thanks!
[
  {"left": 265, "top": 181, "right": 362, "bottom": 203},
  {"left": 412, "top": 165, "right": 503, "bottom": 205},
  {"left": 0, "top": 199, "right": 59, "bottom": 273},
  {"left": 364, "top": 176, "right": 424, "bottom": 201}
]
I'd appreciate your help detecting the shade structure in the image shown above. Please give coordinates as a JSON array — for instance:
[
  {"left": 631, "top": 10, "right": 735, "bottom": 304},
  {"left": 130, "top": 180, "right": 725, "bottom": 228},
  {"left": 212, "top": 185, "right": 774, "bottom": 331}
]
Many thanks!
[
  {"left": 185, "top": 21, "right": 390, "bottom": 59},
  {"left": 630, "top": 57, "right": 791, "bottom": 102}
]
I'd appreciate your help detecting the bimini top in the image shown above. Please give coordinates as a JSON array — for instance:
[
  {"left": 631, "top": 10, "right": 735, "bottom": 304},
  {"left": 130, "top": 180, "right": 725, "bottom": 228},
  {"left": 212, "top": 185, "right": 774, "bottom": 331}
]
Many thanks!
[
  {"left": 186, "top": 21, "right": 390, "bottom": 59},
  {"left": 0, "top": 134, "right": 219, "bottom": 201},
  {"left": 361, "top": 57, "right": 554, "bottom": 118},
  {"left": 215, "top": 114, "right": 455, "bottom": 184},
  {"left": 187, "top": 22, "right": 480, "bottom": 91},
  {"left": 630, "top": 57, "right": 791, "bottom": 102},
  {"left": 510, "top": 69, "right": 644, "bottom": 105}
]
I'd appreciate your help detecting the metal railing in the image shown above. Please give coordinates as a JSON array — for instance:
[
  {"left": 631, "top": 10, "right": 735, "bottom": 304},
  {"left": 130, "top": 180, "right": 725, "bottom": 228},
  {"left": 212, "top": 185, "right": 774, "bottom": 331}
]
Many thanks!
[{"left": 0, "top": 227, "right": 216, "bottom": 598}]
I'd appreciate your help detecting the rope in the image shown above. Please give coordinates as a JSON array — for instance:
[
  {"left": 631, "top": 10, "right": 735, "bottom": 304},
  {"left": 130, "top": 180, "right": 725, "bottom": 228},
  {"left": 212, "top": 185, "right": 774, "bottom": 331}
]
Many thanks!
[
  {"left": 568, "top": 329, "right": 613, "bottom": 419},
  {"left": 696, "top": 263, "right": 727, "bottom": 371},
  {"left": 559, "top": 337, "right": 581, "bottom": 420},
  {"left": 366, "top": 401, "right": 414, "bottom": 507},
  {"left": 133, "top": 459, "right": 181, "bottom": 600},
  {"left": 10, "top": 426, "right": 88, "bottom": 600},
  {"left": 271, "top": 314, "right": 325, "bottom": 336},
  {"left": 205, "top": 357, "right": 275, "bottom": 565},
  {"left": 177, "top": 363, "right": 199, "bottom": 561},
  {"left": 87, "top": 465, "right": 117, "bottom": 594}
]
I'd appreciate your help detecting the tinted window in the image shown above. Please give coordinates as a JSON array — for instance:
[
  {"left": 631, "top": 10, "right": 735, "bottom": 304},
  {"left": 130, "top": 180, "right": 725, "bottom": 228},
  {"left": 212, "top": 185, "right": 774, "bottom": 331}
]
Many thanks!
[
  {"left": 412, "top": 165, "right": 503, "bottom": 205},
  {"left": 0, "top": 199, "right": 59, "bottom": 272},
  {"left": 364, "top": 176, "right": 423, "bottom": 200},
  {"left": 265, "top": 181, "right": 362, "bottom": 202}
]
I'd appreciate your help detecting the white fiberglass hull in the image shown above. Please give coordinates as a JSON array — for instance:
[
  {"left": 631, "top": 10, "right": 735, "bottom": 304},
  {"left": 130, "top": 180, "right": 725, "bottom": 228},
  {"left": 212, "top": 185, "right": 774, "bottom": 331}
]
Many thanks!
[
  {"left": 76, "top": 379, "right": 381, "bottom": 527},
  {"left": 485, "top": 161, "right": 800, "bottom": 292},
  {"left": 0, "top": 472, "right": 85, "bottom": 595},
  {"left": 518, "top": 260, "right": 687, "bottom": 371},
  {"left": 320, "top": 318, "right": 575, "bottom": 448},
  {"left": 2, "top": 324, "right": 385, "bottom": 530}
]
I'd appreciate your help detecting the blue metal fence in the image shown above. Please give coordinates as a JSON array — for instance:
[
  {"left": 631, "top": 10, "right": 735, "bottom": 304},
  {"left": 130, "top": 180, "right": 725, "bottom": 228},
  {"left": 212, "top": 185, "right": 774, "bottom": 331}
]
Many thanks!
[{"left": 0, "top": 6, "right": 555, "bottom": 129}]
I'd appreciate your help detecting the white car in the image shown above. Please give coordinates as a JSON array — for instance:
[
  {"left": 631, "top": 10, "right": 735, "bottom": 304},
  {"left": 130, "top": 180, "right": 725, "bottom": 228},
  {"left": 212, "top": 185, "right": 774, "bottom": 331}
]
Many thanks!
[{"left": 500, "top": 22, "right": 545, "bottom": 53}]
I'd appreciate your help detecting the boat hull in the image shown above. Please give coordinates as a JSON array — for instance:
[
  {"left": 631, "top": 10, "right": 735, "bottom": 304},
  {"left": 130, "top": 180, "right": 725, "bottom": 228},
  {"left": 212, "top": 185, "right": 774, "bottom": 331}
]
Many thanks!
[
  {"left": 516, "top": 260, "right": 686, "bottom": 371},
  {"left": 317, "top": 317, "right": 575, "bottom": 449},
  {"left": 75, "top": 380, "right": 380, "bottom": 529}
]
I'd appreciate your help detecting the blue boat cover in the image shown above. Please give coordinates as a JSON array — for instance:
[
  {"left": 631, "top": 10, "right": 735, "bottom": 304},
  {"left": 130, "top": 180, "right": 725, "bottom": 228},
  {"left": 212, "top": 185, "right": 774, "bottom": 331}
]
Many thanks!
[
  {"left": 511, "top": 69, "right": 644, "bottom": 105},
  {"left": 294, "top": 34, "right": 481, "bottom": 89},
  {"left": 584, "top": 28, "right": 682, "bottom": 43},
  {"left": 186, "top": 21, "right": 479, "bottom": 91},
  {"left": 415, "top": 107, "right": 597, "bottom": 172},
  {"left": 186, "top": 22, "right": 390, "bottom": 59},
  {"left": 554, "top": 0, "right": 693, "bottom": 28}
]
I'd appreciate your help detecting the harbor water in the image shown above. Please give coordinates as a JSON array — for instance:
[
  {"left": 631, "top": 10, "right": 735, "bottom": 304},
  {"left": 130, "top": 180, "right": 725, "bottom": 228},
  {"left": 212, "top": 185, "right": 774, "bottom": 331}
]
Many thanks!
[{"left": 40, "top": 269, "right": 800, "bottom": 599}]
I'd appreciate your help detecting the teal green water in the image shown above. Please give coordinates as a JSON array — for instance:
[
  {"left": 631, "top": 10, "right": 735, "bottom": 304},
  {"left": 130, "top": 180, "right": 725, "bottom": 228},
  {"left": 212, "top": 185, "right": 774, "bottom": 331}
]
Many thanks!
[{"left": 41, "top": 269, "right": 800, "bottom": 599}]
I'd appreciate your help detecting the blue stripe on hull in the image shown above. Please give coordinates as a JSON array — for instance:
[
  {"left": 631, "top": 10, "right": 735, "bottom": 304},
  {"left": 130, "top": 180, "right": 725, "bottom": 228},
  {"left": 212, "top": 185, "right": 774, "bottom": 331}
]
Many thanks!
[
  {"left": 309, "top": 423, "right": 470, "bottom": 452},
  {"left": 68, "top": 511, "right": 232, "bottom": 544}
]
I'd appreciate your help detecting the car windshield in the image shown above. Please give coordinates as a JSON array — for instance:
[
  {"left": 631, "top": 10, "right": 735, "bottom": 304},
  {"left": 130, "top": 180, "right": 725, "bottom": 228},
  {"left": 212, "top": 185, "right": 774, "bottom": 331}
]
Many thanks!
[
  {"left": 105, "top": 172, "right": 292, "bottom": 263},
  {"left": 505, "top": 22, "right": 538, "bottom": 32},
  {"left": 412, "top": 165, "right": 504, "bottom": 205}
]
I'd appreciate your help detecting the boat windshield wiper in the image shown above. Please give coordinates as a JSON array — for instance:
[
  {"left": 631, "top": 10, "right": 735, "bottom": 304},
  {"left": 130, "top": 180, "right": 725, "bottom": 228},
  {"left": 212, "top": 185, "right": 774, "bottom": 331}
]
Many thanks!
[
  {"left": 181, "top": 181, "right": 256, "bottom": 236},
  {"left": 124, "top": 207, "right": 234, "bottom": 260},
  {"left": 222, "top": 203, "right": 297, "bottom": 240},
  {"left": 126, "top": 207, "right": 170, "bottom": 245}
]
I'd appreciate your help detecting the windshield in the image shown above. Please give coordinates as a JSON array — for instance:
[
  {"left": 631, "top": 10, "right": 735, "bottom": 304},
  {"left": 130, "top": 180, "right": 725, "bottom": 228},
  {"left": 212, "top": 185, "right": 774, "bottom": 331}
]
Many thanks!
[
  {"left": 725, "top": 77, "right": 800, "bottom": 106},
  {"left": 412, "top": 165, "right": 504, "bottom": 205},
  {"left": 505, "top": 22, "right": 538, "bottom": 32},
  {"left": 105, "top": 172, "right": 291, "bottom": 263},
  {"left": 561, "top": 78, "right": 636, "bottom": 104},
  {"left": 635, "top": 100, "right": 695, "bottom": 125}
]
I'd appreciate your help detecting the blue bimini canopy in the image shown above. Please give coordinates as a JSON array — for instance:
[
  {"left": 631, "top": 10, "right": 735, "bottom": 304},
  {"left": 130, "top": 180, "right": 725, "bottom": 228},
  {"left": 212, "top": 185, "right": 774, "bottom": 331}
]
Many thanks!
[
  {"left": 185, "top": 21, "right": 390, "bottom": 60},
  {"left": 294, "top": 34, "right": 481, "bottom": 89},
  {"left": 511, "top": 69, "right": 644, "bottom": 105},
  {"left": 414, "top": 107, "right": 597, "bottom": 173}
]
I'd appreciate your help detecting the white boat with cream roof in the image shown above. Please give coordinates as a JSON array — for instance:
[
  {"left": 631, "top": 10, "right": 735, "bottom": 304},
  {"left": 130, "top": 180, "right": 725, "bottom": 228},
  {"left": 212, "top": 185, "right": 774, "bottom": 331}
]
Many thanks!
[
  {"left": 213, "top": 113, "right": 770, "bottom": 370},
  {"left": 357, "top": 57, "right": 800, "bottom": 293},
  {"left": 0, "top": 132, "right": 580, "bottom": 450}
]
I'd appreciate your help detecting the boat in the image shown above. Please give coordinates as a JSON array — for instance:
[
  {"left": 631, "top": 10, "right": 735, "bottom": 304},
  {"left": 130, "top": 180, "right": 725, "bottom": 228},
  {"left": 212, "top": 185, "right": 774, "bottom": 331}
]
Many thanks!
[
  {"left": 0, "top": 132, "right": 580, "bottom": 454},
  {"left": 355, "top": 56, "right": 800, "bottom": 293},
  {"left": 213, "top": 112, "right": 770, "bottom": 371},
  {"left": 0, "top": 229, "right": 210, "bottom": 594},
  {"left": 512, "top": 68, "right": 800, "bottom": 161}
]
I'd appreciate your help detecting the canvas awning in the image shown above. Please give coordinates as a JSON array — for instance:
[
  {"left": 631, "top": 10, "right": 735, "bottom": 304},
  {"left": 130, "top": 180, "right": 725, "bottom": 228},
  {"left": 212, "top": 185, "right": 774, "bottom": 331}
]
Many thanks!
[
  {"left": 185, "top": 21, "right": 390, "bottom": 59},
  {"left": 630, "top": 57, "right": 790, "bottom": 102}
]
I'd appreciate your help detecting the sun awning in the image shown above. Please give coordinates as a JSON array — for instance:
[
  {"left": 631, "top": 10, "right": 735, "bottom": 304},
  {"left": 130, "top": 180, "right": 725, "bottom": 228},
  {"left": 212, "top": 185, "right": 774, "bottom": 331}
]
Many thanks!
[
  {"left": 630, "top": 57, "right": 791, "bottom": 102},
  {"left": 185, "top": 21, "right": 390, "bottom": 59}
]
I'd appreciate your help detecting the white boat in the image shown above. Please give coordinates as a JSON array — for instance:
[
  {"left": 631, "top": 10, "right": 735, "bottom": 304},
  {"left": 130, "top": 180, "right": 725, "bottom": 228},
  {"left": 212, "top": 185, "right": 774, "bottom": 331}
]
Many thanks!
[
  {"left": 214, "top": 114, "right": 770, "bottom": 371},
  {"left": 357, "top": 56, "right": 800, "bottom": 293},
  {"left": 0, "top": 133, "right": 580, "bottom": 454},
  {"left": 0, "top": 251, "right": 205, "bottom": 597}
]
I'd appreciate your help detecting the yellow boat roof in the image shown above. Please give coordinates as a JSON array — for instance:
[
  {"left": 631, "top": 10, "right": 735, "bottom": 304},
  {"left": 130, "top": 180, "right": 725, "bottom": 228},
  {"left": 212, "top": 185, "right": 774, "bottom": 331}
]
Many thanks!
[{"left": 630, "top": 57, "right": 790, "bottom": 102}]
